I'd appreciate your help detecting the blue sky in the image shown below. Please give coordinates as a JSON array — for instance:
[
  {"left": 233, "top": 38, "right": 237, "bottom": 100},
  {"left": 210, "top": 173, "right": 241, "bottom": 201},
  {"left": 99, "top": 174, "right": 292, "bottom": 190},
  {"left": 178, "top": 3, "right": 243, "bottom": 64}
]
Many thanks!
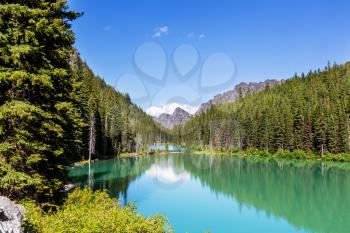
[{"left": 68, "top": 0, "right": 350, "bottom": 115}]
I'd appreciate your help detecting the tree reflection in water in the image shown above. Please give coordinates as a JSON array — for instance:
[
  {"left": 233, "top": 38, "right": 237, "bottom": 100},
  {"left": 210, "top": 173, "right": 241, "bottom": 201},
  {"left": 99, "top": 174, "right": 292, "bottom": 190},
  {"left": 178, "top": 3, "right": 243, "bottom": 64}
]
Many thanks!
[{"left": 69, "top": 154, "right": 350, "bottom": 233}]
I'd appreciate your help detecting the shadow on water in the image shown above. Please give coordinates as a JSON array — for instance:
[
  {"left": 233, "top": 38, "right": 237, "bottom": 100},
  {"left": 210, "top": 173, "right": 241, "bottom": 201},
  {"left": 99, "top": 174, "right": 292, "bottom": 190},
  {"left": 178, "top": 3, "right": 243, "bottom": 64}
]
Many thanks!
[
  {"left": 68, "top": 157, "right": 154, "bottom": 203},
  {"left": 69, "top": 154, "right": 350, "bottom": 233}
]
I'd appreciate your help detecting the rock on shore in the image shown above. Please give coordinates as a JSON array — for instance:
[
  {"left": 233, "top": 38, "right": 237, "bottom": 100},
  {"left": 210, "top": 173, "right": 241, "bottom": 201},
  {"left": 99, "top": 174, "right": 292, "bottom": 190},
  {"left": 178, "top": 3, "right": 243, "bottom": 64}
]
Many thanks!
[{"left": 0, "top": 196, "right": 25, "bottom": 233}]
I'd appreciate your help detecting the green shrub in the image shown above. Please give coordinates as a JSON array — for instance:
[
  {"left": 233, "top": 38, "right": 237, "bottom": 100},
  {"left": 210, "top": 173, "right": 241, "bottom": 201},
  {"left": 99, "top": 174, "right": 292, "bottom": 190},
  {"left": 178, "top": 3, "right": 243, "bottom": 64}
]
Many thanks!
[
  {"left": 24, "top": 188, "right": 172, "bottom": 233},
  {"left": 230, "top": 146, "right": 240, "bottom": 153},
  {"left": 290, "top": 150, "right": 307, "bottom": 159},
  {"left": 274, "top": 150, "right": 290, "bottom": 158},
  {"left": 323, "top": 153, "right": 350, "bottom": 162},
  {"left": 259, "top": 150, "right": 272, "bottom": 157},
  {"left": 246, "top": 148, "right": 262, "bottom": 156},
  {"left": 273, "top": 150, "right": 317, "bottom": 159}
]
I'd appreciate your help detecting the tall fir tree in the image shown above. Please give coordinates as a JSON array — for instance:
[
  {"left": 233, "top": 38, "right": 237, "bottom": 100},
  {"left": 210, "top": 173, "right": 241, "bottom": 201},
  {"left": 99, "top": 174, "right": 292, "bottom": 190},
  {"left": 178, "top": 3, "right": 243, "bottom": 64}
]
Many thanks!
[
  {"left": 178, "top": 62, "right": 350, "bottom": 157},
  {"left": 0, "top": 0, "right": 82, "bottom": 202}
]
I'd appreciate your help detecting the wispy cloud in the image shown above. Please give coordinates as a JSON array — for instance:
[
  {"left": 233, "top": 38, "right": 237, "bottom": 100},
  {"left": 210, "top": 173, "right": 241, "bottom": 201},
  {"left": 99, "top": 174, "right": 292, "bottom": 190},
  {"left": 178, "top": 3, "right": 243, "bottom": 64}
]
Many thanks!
[
  {"left": 153, "top": 26, "right": 169, "bottom": 38},
  {"left": 187, "top": 32, "right": 205, "bottom": 39},
  {"left": 146, "top": 102, "right": 198, "bottom": 117}
]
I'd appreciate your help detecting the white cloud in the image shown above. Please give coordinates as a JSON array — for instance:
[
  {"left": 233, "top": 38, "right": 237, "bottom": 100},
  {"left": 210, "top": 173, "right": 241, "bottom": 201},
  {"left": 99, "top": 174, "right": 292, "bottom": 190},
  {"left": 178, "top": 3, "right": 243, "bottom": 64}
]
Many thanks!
[
  {"left": 187, "top": 32, "right": 205, "bottom": 39},
  {"left": 146, "top": 102, "right": 198, "bottom": 117},
  {"left": 146, "top": 165, "right": 190, "bottom": 184},
  {"left": 153, "top": 26, "right": 169, "bottom": 38}
]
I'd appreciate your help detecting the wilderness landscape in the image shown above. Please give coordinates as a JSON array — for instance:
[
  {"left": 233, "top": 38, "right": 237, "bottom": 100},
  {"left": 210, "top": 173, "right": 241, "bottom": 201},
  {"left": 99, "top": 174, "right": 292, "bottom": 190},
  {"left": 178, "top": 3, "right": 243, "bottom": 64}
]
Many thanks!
[{"left": 0, "top": 1, "right": 350, "bottom": 233}]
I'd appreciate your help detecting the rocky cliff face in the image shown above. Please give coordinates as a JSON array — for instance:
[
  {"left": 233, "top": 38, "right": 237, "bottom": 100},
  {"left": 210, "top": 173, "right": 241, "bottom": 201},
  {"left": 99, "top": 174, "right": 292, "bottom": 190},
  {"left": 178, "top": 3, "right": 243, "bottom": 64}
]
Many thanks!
[
  {"left": 154, "top": 107, "right": 192, "bottom": 129},
  {"left": 152, "top": 79, "right": 282, "bottom": 127},
  {"left": 196, "top": 79, "right": 282, "bottom": 114}
]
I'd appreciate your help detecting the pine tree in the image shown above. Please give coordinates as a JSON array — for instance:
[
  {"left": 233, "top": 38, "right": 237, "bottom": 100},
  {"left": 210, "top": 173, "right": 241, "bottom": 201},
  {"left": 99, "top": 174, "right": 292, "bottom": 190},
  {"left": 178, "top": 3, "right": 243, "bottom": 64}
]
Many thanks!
[
  {"left": 0, "top": 0, "right": 82, "bottom": 202},
  {"left": 303, "top": 110, "right": 313, "bottom": 152},
  {"left": 178, "top": 61, "right": 350, "bottom": 157}
]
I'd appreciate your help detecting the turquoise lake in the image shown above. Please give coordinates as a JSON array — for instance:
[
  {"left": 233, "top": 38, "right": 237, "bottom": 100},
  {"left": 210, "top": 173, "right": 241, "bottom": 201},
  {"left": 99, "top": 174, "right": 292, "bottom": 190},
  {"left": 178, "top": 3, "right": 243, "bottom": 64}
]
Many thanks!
[{"left": 69, "top": 154, "right": 350, "bottom": 233}]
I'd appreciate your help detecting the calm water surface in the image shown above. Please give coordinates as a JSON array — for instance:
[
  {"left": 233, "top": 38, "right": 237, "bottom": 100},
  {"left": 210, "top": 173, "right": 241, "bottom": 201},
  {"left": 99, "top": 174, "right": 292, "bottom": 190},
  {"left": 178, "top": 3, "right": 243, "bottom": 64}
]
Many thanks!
[{"left": 69, "top": 154, "right": 350, "bottom": 233}]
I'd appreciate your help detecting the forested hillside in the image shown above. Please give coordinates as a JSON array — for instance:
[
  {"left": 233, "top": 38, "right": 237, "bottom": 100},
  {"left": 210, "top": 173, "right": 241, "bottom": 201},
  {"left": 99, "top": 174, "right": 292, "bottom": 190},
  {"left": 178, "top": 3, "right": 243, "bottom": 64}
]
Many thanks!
[
  {"left": 175, "top": 62, "right": 350, "bottom": 157},
  {"left": 0, "top": 0, "right": 167, "bottom": 204},
  {"left": 71, "top": 51, "right": 168, "bottom": 160}
]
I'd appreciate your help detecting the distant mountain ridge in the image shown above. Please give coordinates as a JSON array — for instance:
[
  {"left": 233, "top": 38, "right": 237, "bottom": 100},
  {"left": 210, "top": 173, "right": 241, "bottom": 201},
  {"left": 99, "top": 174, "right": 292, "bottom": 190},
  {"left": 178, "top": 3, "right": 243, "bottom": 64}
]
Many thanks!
[
  {"left": 153, "top": 107, "right": 192, "bottom": 129},
  {"left": 196, "top": 79, "right": 282, "bottom": 114},
  {"left": 151, "top": 79, "right": 282, "bottom": 127}
]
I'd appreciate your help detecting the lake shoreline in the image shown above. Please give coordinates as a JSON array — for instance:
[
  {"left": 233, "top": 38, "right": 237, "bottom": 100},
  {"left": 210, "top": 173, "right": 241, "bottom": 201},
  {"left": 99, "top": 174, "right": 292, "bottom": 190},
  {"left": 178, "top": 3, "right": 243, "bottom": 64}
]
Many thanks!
[
  {"left": 119, "top": 150, "right": 186, "bottom": 157},
  {"left": 74, "top": 151, "right": 187, "bottom": 164},
  {"left": 189, "top": 148, "right": 350, "bottom": 163},
  {"left": 119, "top": 146, "right": 350, "bottom": 163},
  {"left": 73, "top": 148, "right": 350, "bottom": 169}
]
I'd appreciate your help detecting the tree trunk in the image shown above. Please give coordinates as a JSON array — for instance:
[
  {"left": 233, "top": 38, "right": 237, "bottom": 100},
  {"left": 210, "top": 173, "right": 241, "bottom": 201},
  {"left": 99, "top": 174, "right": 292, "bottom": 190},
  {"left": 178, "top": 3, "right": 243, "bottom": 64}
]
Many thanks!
[{"left": 88, "top": 111, "right": 96, "bottom": 187}]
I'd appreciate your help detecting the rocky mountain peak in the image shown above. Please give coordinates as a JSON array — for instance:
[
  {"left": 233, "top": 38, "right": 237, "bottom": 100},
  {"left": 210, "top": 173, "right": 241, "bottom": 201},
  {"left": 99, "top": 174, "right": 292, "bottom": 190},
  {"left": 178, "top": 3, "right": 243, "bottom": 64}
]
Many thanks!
[
  {"left": 153, "top": 107, "right": 192, "bottom": 129},
  {"left": 196, "top": 79, "right": 282, "bottom": 114},
  {"left": 152, "top": 79, "right": 282, "bottom": 128}
]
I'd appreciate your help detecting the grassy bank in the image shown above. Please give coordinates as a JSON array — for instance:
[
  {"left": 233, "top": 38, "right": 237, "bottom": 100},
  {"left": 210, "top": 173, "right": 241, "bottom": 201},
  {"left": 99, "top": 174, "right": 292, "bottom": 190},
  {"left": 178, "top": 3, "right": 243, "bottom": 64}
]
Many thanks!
[
  {"left": 188, "top": 147, "right": 350, "bottom": 162},
  {"left": 119, "top": 150, "right": 186, "bottom": 158},
  {"left": 93, "top": 145, "right": 350, "bottom": 163}
]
